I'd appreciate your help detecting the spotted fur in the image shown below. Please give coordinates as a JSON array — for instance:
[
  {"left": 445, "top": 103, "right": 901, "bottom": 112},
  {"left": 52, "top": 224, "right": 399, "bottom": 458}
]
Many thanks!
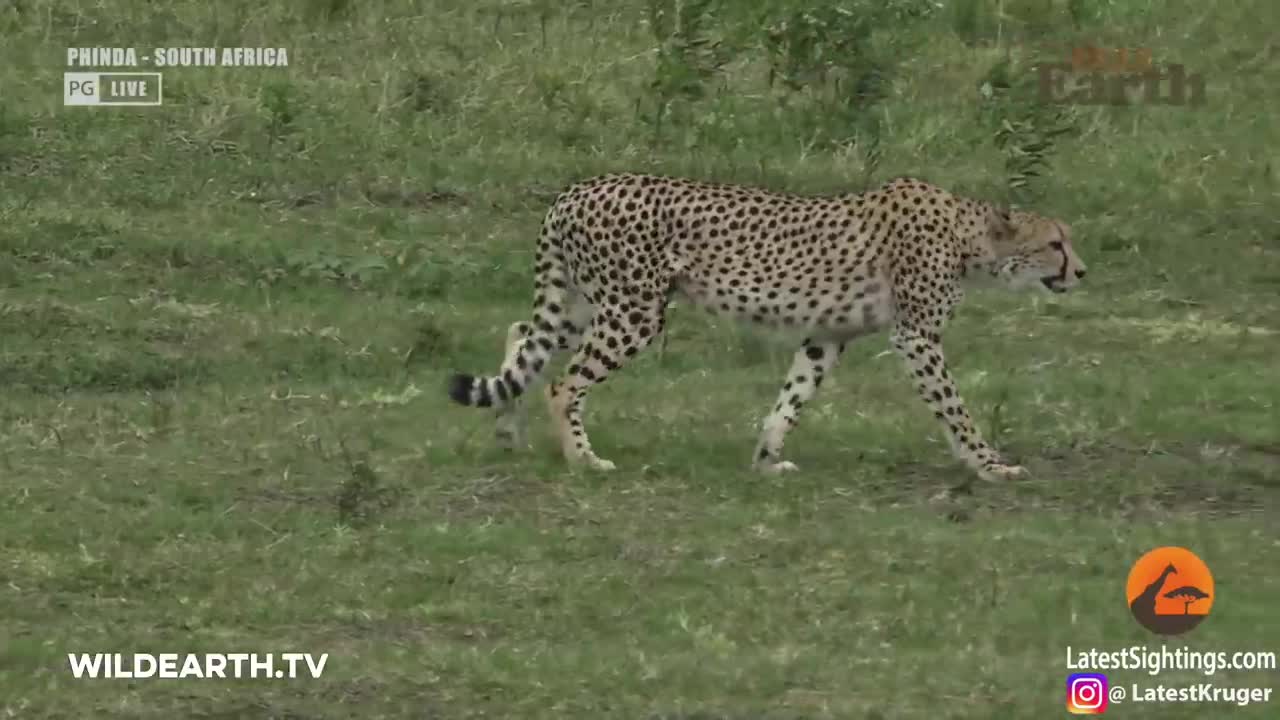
[{"left": 447, "top": 173, "right": 1086, "bottom": 479}]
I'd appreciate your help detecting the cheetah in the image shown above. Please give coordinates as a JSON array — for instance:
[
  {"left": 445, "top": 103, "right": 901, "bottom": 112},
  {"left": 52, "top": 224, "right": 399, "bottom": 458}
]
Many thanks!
[{"left": 446, "top": 174, "right": 1086, "bottom": 481}]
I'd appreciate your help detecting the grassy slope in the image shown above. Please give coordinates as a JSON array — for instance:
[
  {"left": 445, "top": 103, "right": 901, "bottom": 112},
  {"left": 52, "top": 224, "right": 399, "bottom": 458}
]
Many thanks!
[{"left": 2, "top": 0, "right": 1279, "bottom": 717}]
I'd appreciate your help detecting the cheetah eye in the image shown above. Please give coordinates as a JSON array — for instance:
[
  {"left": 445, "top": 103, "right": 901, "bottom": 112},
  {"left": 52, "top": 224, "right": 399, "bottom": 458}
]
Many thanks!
[{"left": 1048, "top": 240, "right": 1064, "bottom": 250}]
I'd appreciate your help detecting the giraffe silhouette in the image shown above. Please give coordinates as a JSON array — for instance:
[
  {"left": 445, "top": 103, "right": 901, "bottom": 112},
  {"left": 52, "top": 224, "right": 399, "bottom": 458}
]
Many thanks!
[
  {"left": 1130, "top": 562, "right": 1177, "bottom": 624},
  {"left": 1129, "top": 561, "right": 1211, "bottom": 634}
]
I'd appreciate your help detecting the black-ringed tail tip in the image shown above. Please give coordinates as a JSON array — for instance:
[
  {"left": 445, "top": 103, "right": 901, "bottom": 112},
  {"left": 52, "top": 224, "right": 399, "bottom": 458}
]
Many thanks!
[{"left": 447, "top": 373, "right": 487, "bottom": 407}]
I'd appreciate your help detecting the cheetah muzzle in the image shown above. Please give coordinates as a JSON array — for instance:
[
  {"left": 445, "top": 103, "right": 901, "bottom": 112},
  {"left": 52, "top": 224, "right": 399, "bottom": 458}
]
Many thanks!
[
  {"left": 1041, "top": 277, "right": 1067, "bottom": 293},
  {"left": 445, "top": 173, "right": 1087, "bottom": 482}
]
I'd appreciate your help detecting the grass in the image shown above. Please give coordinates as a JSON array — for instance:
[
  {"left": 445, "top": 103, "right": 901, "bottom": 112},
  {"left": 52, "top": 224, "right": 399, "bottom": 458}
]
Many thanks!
[{"left": 3, "top": 0, "right": 1280, "bottom": 717}]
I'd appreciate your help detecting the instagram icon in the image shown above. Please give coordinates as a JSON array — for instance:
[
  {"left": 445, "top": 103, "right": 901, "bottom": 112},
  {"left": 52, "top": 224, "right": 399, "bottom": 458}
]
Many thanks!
[{"left": 1067, "top": 673, "right": 1109, "bottom": 714}]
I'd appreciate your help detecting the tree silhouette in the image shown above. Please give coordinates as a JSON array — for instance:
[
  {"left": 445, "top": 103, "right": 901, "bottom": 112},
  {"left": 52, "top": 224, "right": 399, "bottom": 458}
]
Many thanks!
[{"left": 1163, "top": 585, "right": 1210, "bottom": 615}]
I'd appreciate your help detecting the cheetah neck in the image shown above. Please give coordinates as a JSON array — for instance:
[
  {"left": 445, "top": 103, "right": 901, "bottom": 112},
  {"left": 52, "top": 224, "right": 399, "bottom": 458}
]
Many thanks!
[{"left": 957, "top": 200, "right": 1002, "bottom": 278}]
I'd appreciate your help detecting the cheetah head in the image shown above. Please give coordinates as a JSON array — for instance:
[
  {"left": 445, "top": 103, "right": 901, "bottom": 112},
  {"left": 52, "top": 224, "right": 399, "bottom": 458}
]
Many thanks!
[{"left": 991, "top": 210, "right": 1087, "bottom": 294}]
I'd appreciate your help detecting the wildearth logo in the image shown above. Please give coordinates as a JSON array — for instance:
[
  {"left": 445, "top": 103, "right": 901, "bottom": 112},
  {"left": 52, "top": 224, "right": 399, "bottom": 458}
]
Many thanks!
[{"left": 1037, "top": 45, "right": 1205, "bottom": 106}]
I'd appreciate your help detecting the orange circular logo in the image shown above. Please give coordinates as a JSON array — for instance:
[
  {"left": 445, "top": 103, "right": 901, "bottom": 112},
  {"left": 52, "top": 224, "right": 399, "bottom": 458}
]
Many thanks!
[{"left": 1125, "top": 546, "right": 1214, "bottom": 635}]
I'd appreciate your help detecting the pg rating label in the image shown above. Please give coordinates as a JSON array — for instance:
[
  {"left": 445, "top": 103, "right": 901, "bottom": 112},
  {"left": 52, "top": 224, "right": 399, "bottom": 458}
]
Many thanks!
[{"left": 64, "top": 72, "right": 162, "bottom": 106}]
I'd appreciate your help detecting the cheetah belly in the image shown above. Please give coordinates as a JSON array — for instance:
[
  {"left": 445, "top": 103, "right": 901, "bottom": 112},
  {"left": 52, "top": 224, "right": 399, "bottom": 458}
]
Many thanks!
[{"left": 672, "top": 270, "right": 894, "bottom": 341}]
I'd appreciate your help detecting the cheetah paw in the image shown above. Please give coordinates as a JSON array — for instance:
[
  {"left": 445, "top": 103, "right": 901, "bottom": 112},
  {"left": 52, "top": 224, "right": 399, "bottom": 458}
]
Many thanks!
[
  {"left": 494, "top": 425, "right": 526, "bottom": 450},
  {"left": 755, "top": 459, "right": 800, "bottom": 474},
  {"left": 573, "top": 453, "right": 616, "bottom": 472},
  {"left": 980, "top": 463, "right": 1027, "bottom": 481}
]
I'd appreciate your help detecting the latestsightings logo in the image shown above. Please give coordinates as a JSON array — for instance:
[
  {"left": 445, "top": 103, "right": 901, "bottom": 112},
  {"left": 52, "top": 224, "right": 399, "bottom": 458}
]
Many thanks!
[
  {"left": 1067, "top": 673, "right": 1109, "bottom": 714},
  {"left": 1126, "top": 546, "right": 1214, "bottom": 635}
]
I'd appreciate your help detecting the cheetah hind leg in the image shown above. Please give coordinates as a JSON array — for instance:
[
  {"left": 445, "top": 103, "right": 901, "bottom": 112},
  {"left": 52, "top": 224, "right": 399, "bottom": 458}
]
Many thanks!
[
  {"left": 494, "top": 322, "right": 532, "bottom": 449},
  {"left": 752, "top": 338, "right": 846, "bottom": 474},
  {"left": 495, "top": 306, "right": 591, "bottom": 449},
  {"left": 545, "top": 305, "right": 666, "bottom": 471}
]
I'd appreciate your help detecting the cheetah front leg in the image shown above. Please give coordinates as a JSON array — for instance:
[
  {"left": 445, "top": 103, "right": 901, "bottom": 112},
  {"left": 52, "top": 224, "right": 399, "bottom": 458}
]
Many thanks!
[
  {"left": 752, "top": 339, "right": 846, "bottom": 474},
  {"left": 889, "top": 324, "right": 1027, "bottom": 481}
]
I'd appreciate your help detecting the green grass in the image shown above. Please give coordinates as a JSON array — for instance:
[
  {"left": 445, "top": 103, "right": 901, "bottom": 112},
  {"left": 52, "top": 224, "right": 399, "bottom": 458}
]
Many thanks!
[{"left": 3, "top": 0, "right": 1280, "bottom": 717}]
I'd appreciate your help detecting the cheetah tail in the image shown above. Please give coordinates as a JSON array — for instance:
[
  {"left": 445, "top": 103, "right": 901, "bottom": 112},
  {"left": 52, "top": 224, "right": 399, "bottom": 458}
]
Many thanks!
[
  {"left": 446, "top": 316, "right": 562, "bottom": 410},
  {"left": 446, "top": 226, "right": 569, "bottom": 409}
]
